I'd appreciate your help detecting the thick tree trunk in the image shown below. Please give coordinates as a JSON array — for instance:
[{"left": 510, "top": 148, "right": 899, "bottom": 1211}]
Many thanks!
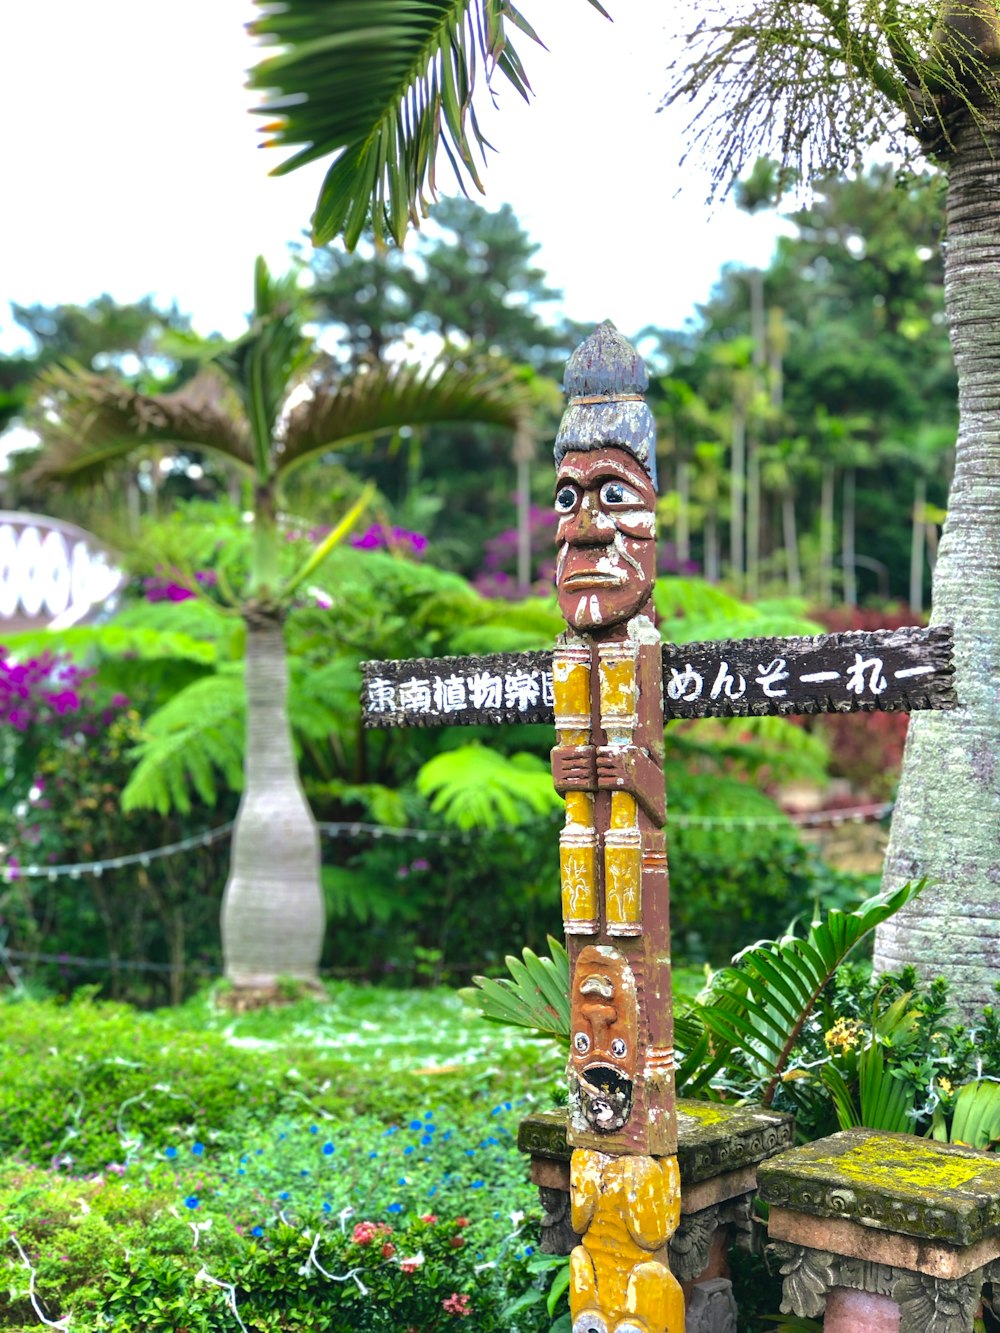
[
  {"left": 875, "top": 115, "right": 1000, "bottom": 1021},
  {"left": 221, "top": 615, "right": 324, "bottom": 988}
]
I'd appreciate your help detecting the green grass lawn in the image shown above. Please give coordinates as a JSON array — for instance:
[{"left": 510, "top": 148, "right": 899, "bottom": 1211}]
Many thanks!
[{"left": 0, "top": 972, "right": 709, "bottom": 1331}]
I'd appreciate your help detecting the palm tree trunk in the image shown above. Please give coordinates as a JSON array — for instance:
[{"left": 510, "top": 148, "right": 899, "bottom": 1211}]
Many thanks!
[
  {"left": 875, "top": 115, "right": 1000, "bottom": 1021},
  {"left": 782, "top": 494, "right": 802, "bottom": 596},
  {"left": 730, "top": 406, "right": 746, "bottom": 588},
  {"left": 910, "top": 476, "right": 927, "bottom": 614},
  {"left": 819, "top": 464, "right": 835, "bottom": 605},
  {"left": 677, "top": 460, "right": 691, "bottom": 566},
  {"left": 842, "top": 467, "right": 857, "bottom": 608},
  {"left": 221, "top": 614, "right": 324, "bottom": 988}
]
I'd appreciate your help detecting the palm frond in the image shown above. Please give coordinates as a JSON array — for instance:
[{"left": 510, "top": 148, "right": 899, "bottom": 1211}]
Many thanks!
[
  {"left": 248, "top": 1, "right": 608, "bottom": 248},
  {"left": 29, "top": 366, "right": 254, "bottom": 485},
  {"left": 121, "top": 667, "right": 246, "bottom": 815},
  {"left": 279, "top": 353, "right": 533, "bottom": 475},
  {"left": 415, "top": 744, "right": 563, "bottom": 830},
  {"left": 212, "top": 257, "right": 315, "bottom": 465},
  {"left": 460, "top": 936, "right": 570, "bottom": 1043}
]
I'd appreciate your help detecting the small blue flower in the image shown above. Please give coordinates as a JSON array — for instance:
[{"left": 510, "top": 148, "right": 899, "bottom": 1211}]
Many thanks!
[
  {"left": 441, "top": 1131, "right": 452, "bottom": 1142},
  {"left": 465, "top": 1149, "right": 475, "bottom": 1157},
  {"left": 399, "top": 1176, "right": 409, "bottom": 1185},
  {"left": 322, "top": 1142, "right": 335, "bottom": 1155},
  {"left": 424, "top": 1111, "right": 434, "bottom": 1120},
  {"left": 192, "top": 1143, "right": 204, "bottom": 1156},
  {"left": 503, "top": 1101, "right": 512, "bottom": 1111},
  {"left": 368, "top": 1151, "right": 378, "bottom": 1160},
  {"left": 251, "top": 1226, "right": 264, "bottom": 1237},
  {"left": 388, "top": 1202, "right": 403, "bottom": 1214},
  {"left": 471, "top": 1180, "right": 485, "bottom": 1189},
  {"left": 428, "top": 1186, "right": 437, "bottom": 1197},
  {"left": 278, "top": 1133, "right": 286, "bottom": 1141},
  {"left": 525, "top": 1245, "right": 535, "bottom": 1255},
  {"left": 256, "top": 1149, "right": 264, "bottom": 1156},
  {"left": 164, "top": 1146, "right": 178, "bottom": 1159},
  {"left": 322, "top": 1202, "right": 332, "bottom": 1214},
  {"left": 404, "top": 1146, "right": 414, "bottom": 1156},
  {"left": 238, "top": 1169, "right": 246, "bottom": 1176},
  {"left": 421, "top": 1134, "right": 433, "bottom": 1146},
  {"left": 185, "top": 1195, "right": 199, "bottom": 1209},
  {"left": 278, "top": 1191, "right": 290, "bottom": 1200},
  {"left": 409, "top": 1119, "right": 423, "bottom": 1130},
  {"left": 383, "top": 1126, "right": 398, "bottom": 1137},
  {"left": 309, "top": 1125, "right": 318, "bottom": 1134},
  {"left": 300, "top": 1169, "right": 310, "bottom": 1176}
]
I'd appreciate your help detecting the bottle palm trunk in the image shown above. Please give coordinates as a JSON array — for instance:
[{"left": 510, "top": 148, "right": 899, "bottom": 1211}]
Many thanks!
[
  {"left": 875, "top": 115, "right": 1000, "bottom": 1020},
  {"left": 221, "top": 614, "right": 323, "bottom": 988}
]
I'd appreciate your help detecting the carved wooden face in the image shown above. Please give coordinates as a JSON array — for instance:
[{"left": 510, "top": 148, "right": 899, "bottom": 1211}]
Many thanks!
[
  {"left": 554, "top": 447, "right": 656, "bottom": 634},
  {"left": 569, "top": 945, "right": 638, "bottom": 1133}
]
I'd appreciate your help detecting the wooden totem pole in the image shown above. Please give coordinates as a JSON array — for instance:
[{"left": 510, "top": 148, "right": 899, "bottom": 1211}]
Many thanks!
[
  {"left": 359, "top": 325, "right": 954, "bottom": 1333},
  {"left": 550, "top": 323, "right": 685, "bottom": 1333}
]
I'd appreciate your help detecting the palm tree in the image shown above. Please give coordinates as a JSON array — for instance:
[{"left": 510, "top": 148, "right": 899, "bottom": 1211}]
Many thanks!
[
  {"left": 29, "top": 258, "right": 533, "bottom": 995},
  {"left": 661, "top": 4, "right": 1000, "bottom": 1021}
]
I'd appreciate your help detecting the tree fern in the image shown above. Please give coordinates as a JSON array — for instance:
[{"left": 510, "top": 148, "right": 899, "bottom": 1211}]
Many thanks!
[
  {"left": 416, "top": 744, "right": 563, "bottom": 830},
  {"left": 122, "top": 667, "right": 246, "bottom": 815}
]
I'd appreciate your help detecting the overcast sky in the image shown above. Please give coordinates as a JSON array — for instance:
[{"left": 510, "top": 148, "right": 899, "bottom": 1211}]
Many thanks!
[{"left": 0, "top": 1, "right": 786, "bottom": 354}]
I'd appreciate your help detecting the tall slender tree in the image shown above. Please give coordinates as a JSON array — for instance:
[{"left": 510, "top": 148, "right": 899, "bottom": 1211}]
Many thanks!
[
  {"left": 660, "top": 1, "right": 1000, "bottom": 1018},
  {"left": 28, "top": 259, "right": 532, "bottom": 996}
]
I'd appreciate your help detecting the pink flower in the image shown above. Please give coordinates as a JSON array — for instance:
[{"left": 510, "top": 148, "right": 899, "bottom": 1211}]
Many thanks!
[
  {"left": 399, "top": 1255, "right": 424, "bottom": 1274},
  {"left": 419, "top": 1213, "right": 438, "bottom": 1224},
  {"left": 442, "top": 1293, "right": 472, "bottom": 1317},
  {"left": 381, "top": 1242, "right": 396, "bottom": 1259},
  {"left": 352, "top": 1221, "right": 379, "bottom": 1246}
]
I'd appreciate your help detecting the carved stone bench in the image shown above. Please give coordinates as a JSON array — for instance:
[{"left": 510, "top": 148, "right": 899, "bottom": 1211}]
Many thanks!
[
  {"left": 518, "top": 1100, "right": 794, "bottom": 1332},
  {"left": 758, "top": 1127, "right": 1000, "bottom": 1332}
]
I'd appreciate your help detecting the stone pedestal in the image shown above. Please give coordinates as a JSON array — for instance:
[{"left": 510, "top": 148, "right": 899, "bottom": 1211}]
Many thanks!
[
  {"left": 758, "top": 1127, "right": 1000, "bottom": 1332},
  {"left": 518, "top": 1100, "right": 794, "bottom": 1332}
]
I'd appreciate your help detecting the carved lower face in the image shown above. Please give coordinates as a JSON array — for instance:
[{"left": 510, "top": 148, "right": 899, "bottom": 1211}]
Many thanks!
[
  {"left": 569, "top": 945, "right": 638, "bottom": 1133},
  {"left": 554, "top": 448, "right": 656, "bottom": 634}
]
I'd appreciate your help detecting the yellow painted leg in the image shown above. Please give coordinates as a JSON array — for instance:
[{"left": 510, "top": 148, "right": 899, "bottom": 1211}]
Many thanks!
[{"left": 569, "top": 1149, "right": 684, "bottom": 1333}]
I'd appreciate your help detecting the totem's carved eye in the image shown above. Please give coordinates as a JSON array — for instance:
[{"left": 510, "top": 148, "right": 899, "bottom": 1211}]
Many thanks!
[
  {"left": 574, "top": 1032, "right": 592, "bottom": 1054},
  {"left": 555, "top": 485, "right": 579, "bottom": 513},
  {"left": 573, "top": 1316, "right": 608, "bottom": 1333},
  {"left": 600, "top": 480, "right": 642, "bottom": 507},
  {"left": 610, "top": 1037, "right": 627, "bottom": 1059}
]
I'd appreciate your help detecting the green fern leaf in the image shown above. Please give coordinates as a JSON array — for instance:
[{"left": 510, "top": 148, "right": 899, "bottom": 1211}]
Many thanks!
[
  {"left": 122, "top": 667, "right": 246, "bottom": 815},
  {"left": 416, "top": 744, "right": 563, "bottom": 831}
]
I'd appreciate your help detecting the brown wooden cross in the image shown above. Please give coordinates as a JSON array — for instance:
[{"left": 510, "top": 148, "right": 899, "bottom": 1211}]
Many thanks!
[{"left": 360, "top": 323, "right": 955, "bottom": 1333}]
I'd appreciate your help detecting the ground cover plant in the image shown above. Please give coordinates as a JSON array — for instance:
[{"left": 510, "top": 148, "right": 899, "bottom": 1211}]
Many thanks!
[{"left": 0, "top": 984, "right": 570, "bottom": 1331}]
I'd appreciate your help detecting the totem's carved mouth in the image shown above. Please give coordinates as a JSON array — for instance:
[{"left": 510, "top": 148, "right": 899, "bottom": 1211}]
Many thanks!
[
  {"left": 562, "top": 570, "right": 626, "bottom": 589},
  {"left": 575, "top": 1063, "right": 633, "bottom": 1131}
]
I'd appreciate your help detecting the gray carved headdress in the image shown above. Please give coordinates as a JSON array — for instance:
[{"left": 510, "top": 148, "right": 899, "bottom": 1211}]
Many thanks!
[{"left": 553, "top": 321, "right": 657, "bottom": 491}]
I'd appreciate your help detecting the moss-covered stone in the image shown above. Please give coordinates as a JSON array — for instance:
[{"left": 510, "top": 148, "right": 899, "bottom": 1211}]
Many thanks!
[
  {"left": 759, "top": 1127, "right": 1000, "bottom": 1247},
  {"left": 519, "top": 1100, "right": 794, "bottom": 1184}
]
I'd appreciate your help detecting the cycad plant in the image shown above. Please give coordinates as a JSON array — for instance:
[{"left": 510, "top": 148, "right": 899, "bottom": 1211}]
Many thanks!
[{"left": 28, "top": 258, "right": 532, "bottom": 994}]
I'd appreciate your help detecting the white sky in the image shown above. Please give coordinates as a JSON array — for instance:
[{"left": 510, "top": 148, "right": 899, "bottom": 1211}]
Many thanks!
[{"left": 0, "top": 1, "right": 785, "bottom": 354}]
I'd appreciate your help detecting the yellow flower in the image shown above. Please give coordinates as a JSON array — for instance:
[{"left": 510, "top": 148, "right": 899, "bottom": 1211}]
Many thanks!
[
  {"left": 938, "top": 1077, "right": 954, "bottom": 1097},
  {"left": 824, "top": 1017, "right": 866, "bottom": 1053}
]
